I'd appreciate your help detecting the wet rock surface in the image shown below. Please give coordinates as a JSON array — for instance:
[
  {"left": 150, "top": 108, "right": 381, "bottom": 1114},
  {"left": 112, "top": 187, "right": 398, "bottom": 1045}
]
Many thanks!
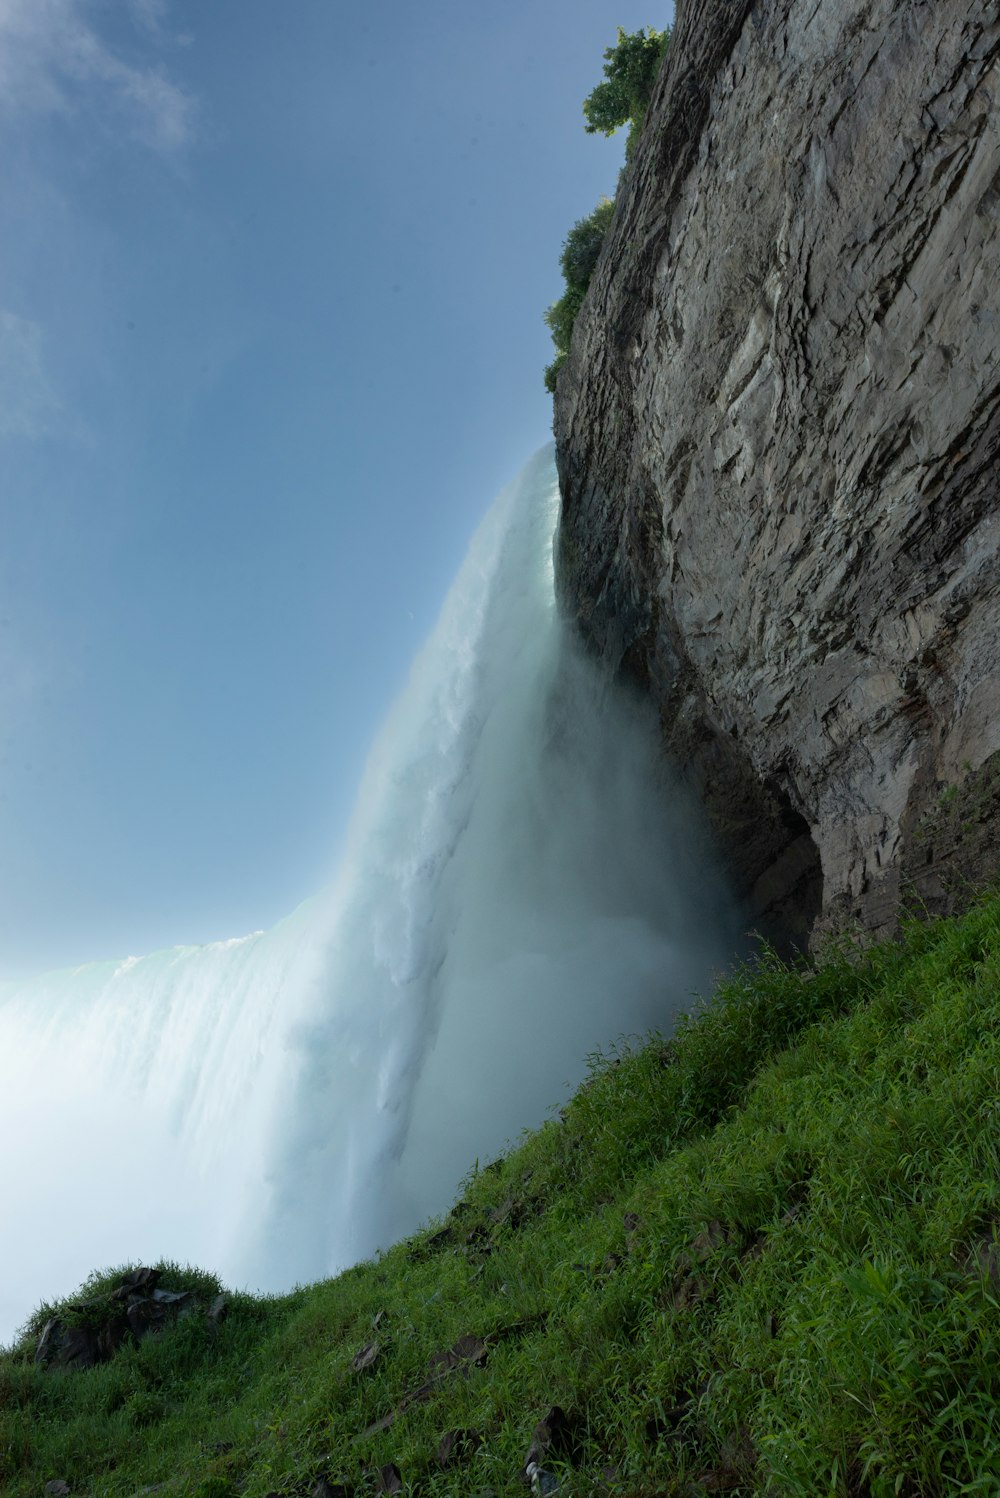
[{"left": 555, "top": 0, "right": 1000, "bottom": 946}]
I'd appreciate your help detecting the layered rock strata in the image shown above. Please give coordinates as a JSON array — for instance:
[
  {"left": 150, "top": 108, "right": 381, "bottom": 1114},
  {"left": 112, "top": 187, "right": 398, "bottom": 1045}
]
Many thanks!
[{"left": 555, "top": 0, "right": 1000, "bottom": 945}]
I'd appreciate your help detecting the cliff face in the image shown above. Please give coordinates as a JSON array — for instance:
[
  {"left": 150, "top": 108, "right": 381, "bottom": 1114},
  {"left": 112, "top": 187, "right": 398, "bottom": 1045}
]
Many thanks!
[{"left": 555, "top": 0, "right": 1000, "bottom": 947}]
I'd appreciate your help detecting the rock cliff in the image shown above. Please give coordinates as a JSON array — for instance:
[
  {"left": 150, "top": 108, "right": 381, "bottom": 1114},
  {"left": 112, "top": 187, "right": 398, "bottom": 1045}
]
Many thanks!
[{"left": 554, "top": 0, "right": 1000, "bottom": 947}]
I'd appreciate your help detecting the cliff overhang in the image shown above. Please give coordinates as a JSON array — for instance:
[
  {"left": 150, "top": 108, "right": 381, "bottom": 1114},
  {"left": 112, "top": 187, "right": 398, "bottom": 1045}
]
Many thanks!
[{"left": 555, "top": 0, "right": 1000, "bottom": 948}]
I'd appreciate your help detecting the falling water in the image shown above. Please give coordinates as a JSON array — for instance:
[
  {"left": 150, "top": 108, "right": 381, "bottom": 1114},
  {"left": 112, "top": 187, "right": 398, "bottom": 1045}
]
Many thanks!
[{"left": 0, "top": 447, "right": 737, "bottom": 1342}]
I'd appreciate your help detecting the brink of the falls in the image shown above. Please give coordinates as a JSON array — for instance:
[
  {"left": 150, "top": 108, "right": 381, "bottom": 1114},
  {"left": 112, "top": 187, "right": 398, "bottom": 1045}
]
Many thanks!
[{"left": 0, "top": 448, "right": 739, "bottom": 1343}]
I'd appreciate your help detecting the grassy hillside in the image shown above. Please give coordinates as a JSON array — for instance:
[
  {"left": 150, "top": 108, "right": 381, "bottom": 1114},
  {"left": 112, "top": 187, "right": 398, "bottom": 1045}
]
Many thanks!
[{"left": 4, "top": 898, "right": 1000, "bottom": 1496}]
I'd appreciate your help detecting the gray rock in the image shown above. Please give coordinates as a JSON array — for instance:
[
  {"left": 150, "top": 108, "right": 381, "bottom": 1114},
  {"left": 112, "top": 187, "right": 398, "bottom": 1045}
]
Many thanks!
[
  {"left": 555, "top": 0, "right": 1000, "bottom": 945},
  {"left": 111, "top": 1267, "right": 161, "bottom": 1301},
  {"left": 34, "top": 1318, "right": 100, "bottom": 1370},
  {"left": 207, "top": 1292, "right": 229, "bottom": 1324},
  {"left": 34, "top": 1269, "right": 218, "bottom": 1371},
  {"left": 124, "top": 1299, "right": 158, "bottom": 1339},
  {"left": 526, "top": 1463, "right": 560, "bottom": 1497},
  {"left": 351, "top": 1339, "right": 381, "bottom": 1373}
]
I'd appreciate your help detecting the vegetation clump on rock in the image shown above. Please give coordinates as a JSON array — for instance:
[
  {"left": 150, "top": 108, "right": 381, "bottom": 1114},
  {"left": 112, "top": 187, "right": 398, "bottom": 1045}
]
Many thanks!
[
  {"left": 582, "top": 25, "right": 671, "bottom": 149},
  {"left": 543, "top": 25, "right": 670, "bottom": 393},
  {"left": 5, "top": 898, "right": 1000, "bottom": 1493},
  {"left": 543, "top": 199, "right": 614, "bottom": 393}
]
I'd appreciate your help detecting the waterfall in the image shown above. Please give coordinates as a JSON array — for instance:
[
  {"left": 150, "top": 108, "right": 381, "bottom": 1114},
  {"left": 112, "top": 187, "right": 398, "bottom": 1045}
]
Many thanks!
[{"left": 0, "top": 447, "right": 737, "bottom": 1343}]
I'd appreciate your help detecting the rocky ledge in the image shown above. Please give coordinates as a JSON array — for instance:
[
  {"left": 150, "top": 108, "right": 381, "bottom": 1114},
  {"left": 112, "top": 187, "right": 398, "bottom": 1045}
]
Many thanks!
[
  {"left": 555, "top": 0, "right": 1000, "bottom": 946},
  {"left": 33, "top": 1266, "right": 227, "bottom": 1372}
]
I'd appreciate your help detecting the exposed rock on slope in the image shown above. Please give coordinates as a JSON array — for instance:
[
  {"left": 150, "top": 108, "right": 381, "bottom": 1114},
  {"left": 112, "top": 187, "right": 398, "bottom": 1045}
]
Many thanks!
[{"left": 555, "top": 0, "right": 1000, "bottom": 945}]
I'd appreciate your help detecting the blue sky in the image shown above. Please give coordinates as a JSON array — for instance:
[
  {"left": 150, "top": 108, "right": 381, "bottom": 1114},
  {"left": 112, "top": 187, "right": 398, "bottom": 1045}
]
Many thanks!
[{"left": 0, "top": 0, "right": 674, "bottom": 976}]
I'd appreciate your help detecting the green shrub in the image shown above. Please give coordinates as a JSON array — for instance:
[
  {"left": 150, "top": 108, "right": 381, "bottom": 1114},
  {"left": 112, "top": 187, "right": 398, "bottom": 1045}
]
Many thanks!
[
  {"left": 543, "top": 199, "right": 613, "bottom": 393},
  {"left": 583, "top": 25, "right": 671, "bottom": 151},
  {"left": 560, "top": 197, "right": 615, "bottom": 287},
  {"left": 544, "top": 26, "right": 670, "bottom": 392},
  {"left": 543, "top": 349, "right": 567, "bottom": 395}
]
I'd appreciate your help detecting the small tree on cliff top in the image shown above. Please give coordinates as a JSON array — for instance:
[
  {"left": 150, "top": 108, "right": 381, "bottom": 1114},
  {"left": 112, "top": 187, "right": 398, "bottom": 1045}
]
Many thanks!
[
  {"left": 583, "top": 26, "right": 670, "bottom": 142},
  {"left": 544, "top": 25, "right": 670, "bottom": 394}
]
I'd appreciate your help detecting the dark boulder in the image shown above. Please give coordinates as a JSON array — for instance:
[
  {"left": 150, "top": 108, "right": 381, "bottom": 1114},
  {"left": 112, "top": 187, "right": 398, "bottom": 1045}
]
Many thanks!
[
  {"left": 35, "top": 1317, "right": 100, "bottom": 1371},
  {"left": 35, "top": 1268, "right": 218, "bottom": 1370}
]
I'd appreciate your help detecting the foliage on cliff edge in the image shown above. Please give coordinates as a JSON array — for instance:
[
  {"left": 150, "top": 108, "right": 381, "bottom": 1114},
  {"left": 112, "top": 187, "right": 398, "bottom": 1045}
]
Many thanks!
[
  {"left": 583, "top": 25, "right": 671, "bottom": 148},
  {"left": 544, "top": 26, "right": 671, "bottom": 393}
]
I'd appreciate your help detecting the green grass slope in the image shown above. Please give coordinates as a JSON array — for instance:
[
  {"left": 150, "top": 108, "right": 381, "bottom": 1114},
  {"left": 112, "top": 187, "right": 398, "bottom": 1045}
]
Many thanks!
[{"left": 4, "top": 898, "right": 1000, "bottom": 1497}]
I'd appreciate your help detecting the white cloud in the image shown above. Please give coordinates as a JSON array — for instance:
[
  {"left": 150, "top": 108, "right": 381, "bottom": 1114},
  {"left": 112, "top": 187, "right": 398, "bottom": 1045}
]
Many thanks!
[
  {"left": 128, "top": 0, "right": 168, "bottom": 36},
  {"left": 0, "top": 309, "right": 64, "bottom": 441},
  {"left": 0, "top": 0, "right": 195, "bottom": 152}
]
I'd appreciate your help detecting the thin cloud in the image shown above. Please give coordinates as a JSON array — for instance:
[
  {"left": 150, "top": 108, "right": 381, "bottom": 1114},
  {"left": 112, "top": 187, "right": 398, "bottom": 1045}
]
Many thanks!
[
  {"left": 127, "top": 0, "right": 193, "bottom": 50},
  {"left": 128, "top": 0, "right": 168, "bottom": 36},
  {"left": 0, "top": 0, "right": 196, "bottom": 152},
  {"left": 0, "top": 309, "right": 64, "bottom": 441}
]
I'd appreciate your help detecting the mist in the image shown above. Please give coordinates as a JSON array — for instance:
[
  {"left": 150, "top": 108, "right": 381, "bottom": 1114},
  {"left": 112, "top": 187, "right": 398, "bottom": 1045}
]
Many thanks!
[{"left": 0, "top": 447, "right": 738, "bottom": 1342}]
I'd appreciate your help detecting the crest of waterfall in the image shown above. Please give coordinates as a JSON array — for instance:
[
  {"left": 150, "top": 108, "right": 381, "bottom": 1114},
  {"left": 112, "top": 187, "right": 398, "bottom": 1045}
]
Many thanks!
[{"left": 0, "top": 447, "right": 738, "bottom": 1343}]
